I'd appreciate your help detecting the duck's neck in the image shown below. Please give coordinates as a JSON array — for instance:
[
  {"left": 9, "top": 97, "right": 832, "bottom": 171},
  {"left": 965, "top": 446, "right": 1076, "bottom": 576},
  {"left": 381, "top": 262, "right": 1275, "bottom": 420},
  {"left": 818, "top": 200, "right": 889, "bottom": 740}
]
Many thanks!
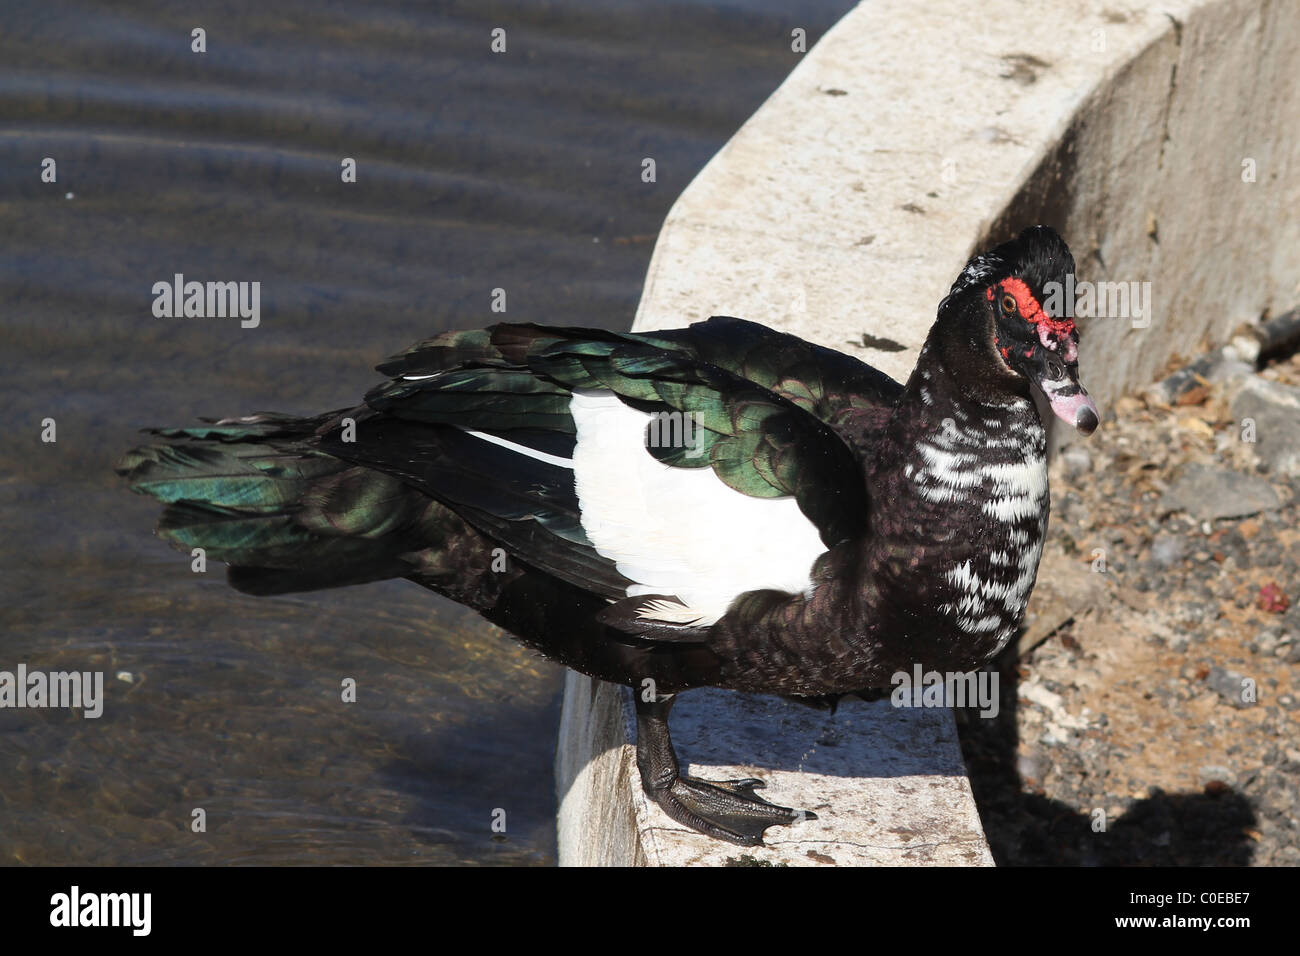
[
  {"left": 866, "top": 344, "right": 1051, "bottom": 661},
  {"left": 899, "top": 329, "right": 1042, "bottom": 438}
]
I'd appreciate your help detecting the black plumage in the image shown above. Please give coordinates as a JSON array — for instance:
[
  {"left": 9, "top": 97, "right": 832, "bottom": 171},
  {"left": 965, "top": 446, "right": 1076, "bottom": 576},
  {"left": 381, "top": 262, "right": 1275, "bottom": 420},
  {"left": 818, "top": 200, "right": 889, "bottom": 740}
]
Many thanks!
[{"left": 118, "top": 225, "right": 1097, "bottom": 845}]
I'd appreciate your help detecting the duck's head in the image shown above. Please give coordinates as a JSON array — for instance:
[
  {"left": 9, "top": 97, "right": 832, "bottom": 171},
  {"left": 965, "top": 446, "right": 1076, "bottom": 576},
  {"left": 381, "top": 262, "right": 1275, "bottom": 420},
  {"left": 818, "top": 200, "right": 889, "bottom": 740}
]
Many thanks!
[{"left": 942, "top": 224, "right": 1100, "bottom": 435}]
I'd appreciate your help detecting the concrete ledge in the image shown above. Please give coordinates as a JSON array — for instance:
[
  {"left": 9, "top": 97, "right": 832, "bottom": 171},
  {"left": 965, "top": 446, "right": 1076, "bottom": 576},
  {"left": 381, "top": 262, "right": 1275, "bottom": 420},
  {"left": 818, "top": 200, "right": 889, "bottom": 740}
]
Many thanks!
[
  {"left": 558, "top": 0, "right": 1299, "bottom": 865},
  {"left": 555, "top": 672, "right": 648, "bottom": 866},
  {"left": 557, "top": 673, "right": 992, "bottom": 866}
]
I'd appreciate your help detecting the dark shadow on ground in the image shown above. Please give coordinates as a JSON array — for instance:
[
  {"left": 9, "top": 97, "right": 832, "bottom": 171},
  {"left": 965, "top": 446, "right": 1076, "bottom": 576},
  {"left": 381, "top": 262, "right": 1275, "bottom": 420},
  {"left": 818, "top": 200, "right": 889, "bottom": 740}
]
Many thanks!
[{"left": 957, "top": 645, "right": 1256, "bottom": 866}]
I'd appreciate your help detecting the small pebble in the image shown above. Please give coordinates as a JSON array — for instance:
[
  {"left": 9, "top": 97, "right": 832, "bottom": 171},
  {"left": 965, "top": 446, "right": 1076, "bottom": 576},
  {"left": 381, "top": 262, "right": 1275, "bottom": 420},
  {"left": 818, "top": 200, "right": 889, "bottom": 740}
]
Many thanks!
[
  {"left": 1205, "top": 666, "right": 1254, "bottom": 709},
  {"left": 1060, "top": 445, "right": 1092, "bottom": 479},
  {"left": 1150, "top": 533, "right": 1185, "bottom": 568}
]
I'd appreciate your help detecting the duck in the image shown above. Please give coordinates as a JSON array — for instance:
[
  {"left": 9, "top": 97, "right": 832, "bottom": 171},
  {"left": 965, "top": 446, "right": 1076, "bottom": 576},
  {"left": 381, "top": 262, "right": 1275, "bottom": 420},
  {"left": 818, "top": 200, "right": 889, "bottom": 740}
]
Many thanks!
[{"left": 118, "top": 224, "right": 1098, "bottom": 846}]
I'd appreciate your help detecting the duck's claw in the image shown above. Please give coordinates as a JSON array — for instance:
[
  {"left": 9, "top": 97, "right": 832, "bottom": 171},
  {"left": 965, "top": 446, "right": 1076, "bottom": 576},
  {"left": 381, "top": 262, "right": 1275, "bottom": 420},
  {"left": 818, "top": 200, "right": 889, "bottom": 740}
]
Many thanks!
[{"left": 646, "top": 774, "right": 815, "bottom": 846}]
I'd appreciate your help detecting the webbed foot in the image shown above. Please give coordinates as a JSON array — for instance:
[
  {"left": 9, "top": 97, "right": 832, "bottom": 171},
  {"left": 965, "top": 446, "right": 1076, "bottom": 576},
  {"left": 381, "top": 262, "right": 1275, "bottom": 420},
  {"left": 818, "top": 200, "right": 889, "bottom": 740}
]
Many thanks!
[
  {"left": 634, "top": 693, "right": 816, "bottom": 845},
  {"left": 648, "top": 773, "right": 814, "bottom": 845}
]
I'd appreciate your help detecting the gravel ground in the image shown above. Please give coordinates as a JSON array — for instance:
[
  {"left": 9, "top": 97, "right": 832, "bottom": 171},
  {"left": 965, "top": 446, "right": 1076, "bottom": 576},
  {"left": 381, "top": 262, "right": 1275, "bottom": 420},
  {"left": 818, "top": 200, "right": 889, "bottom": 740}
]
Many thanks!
[{"left": 959, "top": 349, "right": 1300, "bottom": 866}]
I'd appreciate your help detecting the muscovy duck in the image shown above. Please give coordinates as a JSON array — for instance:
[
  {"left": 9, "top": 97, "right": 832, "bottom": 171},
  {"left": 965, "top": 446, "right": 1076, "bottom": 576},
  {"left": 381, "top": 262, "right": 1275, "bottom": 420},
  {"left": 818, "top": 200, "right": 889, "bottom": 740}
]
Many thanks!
[{"left": 118, "top": 224, "right": 1098, "bottom": 846}]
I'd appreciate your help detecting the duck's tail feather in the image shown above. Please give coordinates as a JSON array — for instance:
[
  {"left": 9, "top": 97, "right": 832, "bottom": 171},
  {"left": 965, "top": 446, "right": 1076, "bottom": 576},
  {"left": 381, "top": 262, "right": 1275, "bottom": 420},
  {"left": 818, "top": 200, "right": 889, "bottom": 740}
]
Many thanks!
[{"left": 116, "top": 411, "right": 441, "bottom": 595}]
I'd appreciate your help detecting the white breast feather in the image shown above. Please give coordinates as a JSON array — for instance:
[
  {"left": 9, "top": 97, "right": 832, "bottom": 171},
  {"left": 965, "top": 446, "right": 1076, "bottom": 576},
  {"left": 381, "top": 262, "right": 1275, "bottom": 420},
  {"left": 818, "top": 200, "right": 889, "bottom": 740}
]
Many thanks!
[{"left": 569, "top": 389, "right": 826, "bottom": 626}]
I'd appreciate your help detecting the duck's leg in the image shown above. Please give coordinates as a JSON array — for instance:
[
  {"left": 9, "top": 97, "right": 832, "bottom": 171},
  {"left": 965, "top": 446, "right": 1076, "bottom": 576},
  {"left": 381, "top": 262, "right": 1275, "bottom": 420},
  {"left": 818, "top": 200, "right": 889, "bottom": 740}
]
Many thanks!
[{"left": 634, "top": 692, "right": 815, "bottom": 846}]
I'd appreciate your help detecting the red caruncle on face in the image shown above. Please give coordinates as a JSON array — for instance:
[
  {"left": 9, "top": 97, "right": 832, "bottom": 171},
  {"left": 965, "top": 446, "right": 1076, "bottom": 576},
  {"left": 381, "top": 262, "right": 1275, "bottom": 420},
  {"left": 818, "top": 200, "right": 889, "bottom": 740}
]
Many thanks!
[{"left": 987, "top": 277, "right": 1077, "bottom": 362}]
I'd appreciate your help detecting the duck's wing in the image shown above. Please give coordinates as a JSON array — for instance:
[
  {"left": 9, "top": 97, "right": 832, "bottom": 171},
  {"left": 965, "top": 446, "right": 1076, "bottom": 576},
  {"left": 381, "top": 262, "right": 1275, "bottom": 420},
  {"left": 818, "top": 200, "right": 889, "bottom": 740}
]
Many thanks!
[
  {"left": 341, "top": 321, "right": 872, "bottom": 631},
  {"left": 635, "top": 315, "right": 905, "bottom": 440},
  {"left": 382, "top": 316, "right": 905, "bottom": 450}
]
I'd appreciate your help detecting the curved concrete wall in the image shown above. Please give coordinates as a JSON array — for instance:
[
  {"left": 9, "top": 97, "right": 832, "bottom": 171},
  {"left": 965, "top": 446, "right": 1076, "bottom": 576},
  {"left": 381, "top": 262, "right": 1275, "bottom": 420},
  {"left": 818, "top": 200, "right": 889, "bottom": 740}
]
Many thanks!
[{"left": 558, "top": 0, "right": 1299, "bottom": 865}]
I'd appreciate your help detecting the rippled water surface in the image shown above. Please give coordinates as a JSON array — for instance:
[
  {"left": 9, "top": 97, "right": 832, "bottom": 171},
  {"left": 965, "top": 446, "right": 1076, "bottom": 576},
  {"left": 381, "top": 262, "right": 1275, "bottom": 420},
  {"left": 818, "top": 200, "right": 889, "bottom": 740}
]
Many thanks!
[{"left": 0, "top": 0, "right": 853, "bottom": 864}]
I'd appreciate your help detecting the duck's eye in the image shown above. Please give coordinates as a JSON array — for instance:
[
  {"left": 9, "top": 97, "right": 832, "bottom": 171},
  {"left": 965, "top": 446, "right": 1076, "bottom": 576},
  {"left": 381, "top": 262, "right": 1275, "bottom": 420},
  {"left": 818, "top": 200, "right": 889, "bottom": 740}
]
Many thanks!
[{"left": 1000, "top": 294, "right": 1017, "bottom": 315}]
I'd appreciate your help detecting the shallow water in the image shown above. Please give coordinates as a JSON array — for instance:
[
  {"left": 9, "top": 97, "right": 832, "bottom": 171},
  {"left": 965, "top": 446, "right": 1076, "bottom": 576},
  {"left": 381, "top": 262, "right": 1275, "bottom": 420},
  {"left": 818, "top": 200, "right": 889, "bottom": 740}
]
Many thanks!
[{"left": 0, "top": 0, "right": 853, "bottom": 864}]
